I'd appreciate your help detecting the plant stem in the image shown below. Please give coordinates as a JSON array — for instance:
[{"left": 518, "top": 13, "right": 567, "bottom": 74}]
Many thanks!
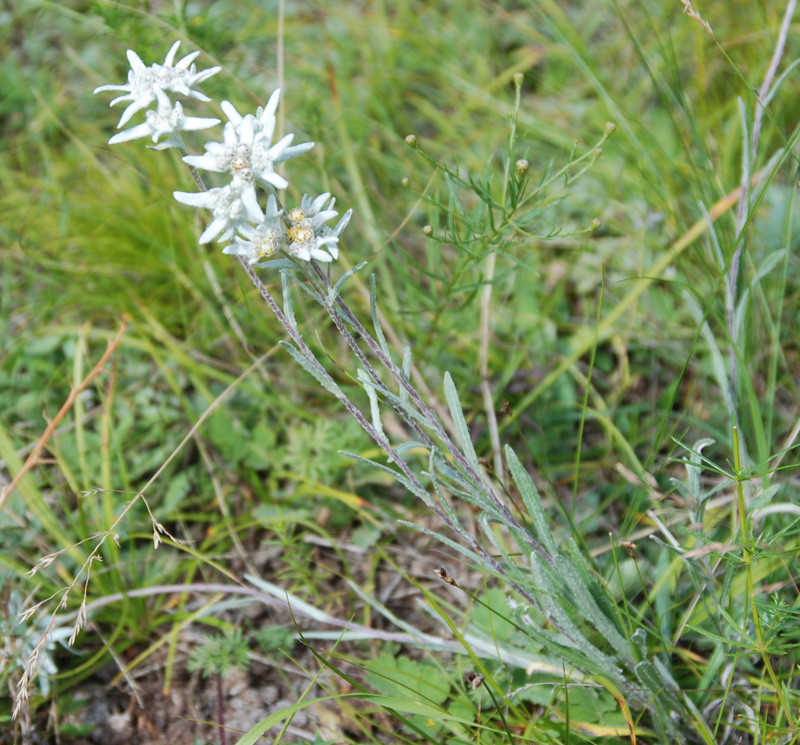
[{"left": 732, "top": 425, "right": 793, "bottom": 726}]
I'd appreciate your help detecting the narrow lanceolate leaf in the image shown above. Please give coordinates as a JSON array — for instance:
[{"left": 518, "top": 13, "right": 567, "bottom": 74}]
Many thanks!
[
  {"left": 556, "top": 554, "right": 635, "bottom": 668},
  {"left": 565, "top": 538, "right": 624, "bottom": 641},
  {"left": 394, "top": 440, "right": 431, "bottom": 459},
  {"left": 530, "top": 554, "right": 622, "bottom": 681},
  {"left": 339, "top": 450, "right": 431, "bottom": 504},
  {"left": 357, "top": 369, "right": 389, "bottom": 460},
  {"left": 398, "top": 521, "right": 483, "bottom": 563},
  {"left": 635, "top": 660, "right": 685, "bottom": 717},
  {"left": 505, "top": 445, "right": 558, "bottom": 558},
  {"left": 280, "top": 341, "right": 343, "bottom": 399},
  {"left": 399, "top": 342, "right": 412, "bottom": 404},
  {"left": 280, "top": 269, "right": 297, "bottom": 332},
  {"left": 329, "top": 260, "right": 367, "bottom": 304},
  {"left": 478, "top": 512, "right": 527, "bottom": 586},
  {"left": 443, "top": 372, "right": 481, "bottom": 476},
  {"left": 370, "top": 273, "right": 393, "bottom": 359}
]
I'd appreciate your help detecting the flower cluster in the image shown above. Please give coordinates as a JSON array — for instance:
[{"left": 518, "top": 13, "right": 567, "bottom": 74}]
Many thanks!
[
  {"left": 96, "top": 41, "right": 352, "bottom": 265},
  {"left": 94, "top": 40, "right": 222, "bottom": 148}
]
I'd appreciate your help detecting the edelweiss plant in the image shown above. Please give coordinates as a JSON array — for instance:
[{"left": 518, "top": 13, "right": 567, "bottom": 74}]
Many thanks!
[{"left": 19, "top": 38, "right": 771, "bottom": 745}]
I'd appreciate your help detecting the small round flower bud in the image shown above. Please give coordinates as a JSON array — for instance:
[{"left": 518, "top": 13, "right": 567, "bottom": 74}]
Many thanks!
[
  {"left": 401, "top": 176, "right": 410, "bottom": 188},
  {"left": 513, "top": 72, "right": 524, "bottom": 88},
  {"left": 593, "top": 147, "right": 603, "bottom": 159},
  {"left": 405, "top": 134, "right": 417, "bottom": 147},
  {"left": 515, "top": 158, "right": 529, "bottom": 178},
  {"left": 604, "top": 121, "right": 617, "bottom": 135},
  {"left": 423, "top": 224, "right": 433, "bottom": 236},
  {"left": 591, "top": 218, "right": 602, "bottom": 230}
]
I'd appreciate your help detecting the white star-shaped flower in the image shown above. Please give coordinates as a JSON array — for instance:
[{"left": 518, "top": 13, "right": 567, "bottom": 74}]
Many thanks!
[
  {"left": 285, "top": 193, "right": 349, "bottom": 262},
  {"left": 173, "top": 183, "right": 259, "bottom": 244},
  {"left": 108, "top": 87, "right": 220, "bottom": 148},
  {"left": 94, "top": 40, "right": 221, "bottom": 129},
  {"left": 222, "top": 195, "right": 286, "bottom": 264},
  {"left": 182, "top": 93, "right": 314, "bottom": 213}
]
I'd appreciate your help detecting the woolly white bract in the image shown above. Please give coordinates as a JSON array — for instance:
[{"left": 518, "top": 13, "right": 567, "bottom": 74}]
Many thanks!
[
  {"left": 108, "top": 87, "right": 220, "bottom": 148},
  {"left": 94, "top": 40, "right": 221, "bottom": 130},
  {"left": 182, "top": 90, "right": 314, "bottom": 217}
]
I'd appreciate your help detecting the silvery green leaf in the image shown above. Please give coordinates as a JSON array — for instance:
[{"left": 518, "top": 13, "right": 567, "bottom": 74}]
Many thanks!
[
  {"left": 505, "top": 445, "right": 557, "bottom": 558},
  {"left": 556, "top": 554, "right": 635, "bottom": 668},
  {"left": 479, "top": 512, "right": 526, "bottom": 585},
  {"left": 395, "top": 441, "right": 431, "bottom": 458},
  {"left": 339, "top": 450, "right": 431, "bottom": 503},
  {"left": 400, "top": 342, "right": 412, "bottom": 404},
  {"left": 280, "top": 269, "right": 297, "bottom": 332},
  {"left": 685, "top": 438, "right": 715, "bottom": 503},
  {"left": 280, "top": 341, "right": 343, "bottom": 399},
  {"left": 565, "top": 538, "right": 621, "bottom": 635},
  {"left": 328, "top": 261, "right": 367, "bottom": 304},
  {"left": 530, "top": 554, "right": 622, "bottom": 678},
  {"left": 357, "top": 368, "right": 389, "bottom": 461},
  {"left": 443, "top": 372, "right": 481, "bottom": 475},
  {"left": 650, "top": 657, "right": 690, "bottom": 715},
  {"left": 751, "top": 248, "right": 787, "bottom": 287},
  {"left": 398, "top": 521, "right": 484, "bottom": 563},
  {"left": 631, "top": 628, "right": 648, "bottom": 658},
  {"left": 370, "top": 273, "right": 393, "bottom": 359},
  {"left": 290, "top": 272, "right": 326, "bottom": 307},
  {"left": 252, "top": 258, "right": 296, "bottom": 270},
  {"left": 371, "top": 384, "right": 431, "bottom": 430},
  {"left": 427, "top": 454, "right": 475, "bottom": 542}
]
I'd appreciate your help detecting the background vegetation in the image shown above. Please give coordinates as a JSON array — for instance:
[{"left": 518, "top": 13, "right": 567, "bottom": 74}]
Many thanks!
[{"left": 2, "top": 1, "right": 799, "bottom": 743}]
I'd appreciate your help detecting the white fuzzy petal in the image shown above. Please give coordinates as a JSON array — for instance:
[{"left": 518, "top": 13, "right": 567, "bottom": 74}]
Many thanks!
[
  {"left": 199, "top": 217, "right": 228, "bottom": 244},
  {"left": 260, "top": 171, "right": 289, "bottom": 190},
  {"left": 176, "top": 50, "right": 201, "bottom": 70},
  {"left": 221, "top": 100, "right": 243, "bottom": 127},
  {"left": 241, "top": 188, "right": 264, "bottom": 221},
  {"left": 173, "top": 190, "right": 215, "bottom": 208},
  {"left": 182, "top": 116, "right": 221, "bottom": 132},
  {"left": 126, "top": 49, "right": 145, "bottom": 72},
  {"left": 164, "top": 40, "right": 181, "bottom": 67},
  {"left": 109, "top": 123, "right": 152, "bottom": 144},
  {"left": 273, "top": 141, "right": 314, "bottom": 164},
  {"left": 182, "top": 154, "right": 223, "bottom": 172}
]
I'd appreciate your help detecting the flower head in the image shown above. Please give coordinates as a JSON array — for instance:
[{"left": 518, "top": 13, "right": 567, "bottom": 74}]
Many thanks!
[
  {"left": 182, "top": 92, "right": 314, "bottom": 212},
  {"left": 94, "top": 40, "right": 222, "bottom": 129},
  {"left": 222, "top": 195, "right": 286, "bottom": 264},
  {"left": 109, "top": 88, "right": 219, "bottom": 148},
  {"left": 174, "top": 183, "right": 259, "bottom": 244},
  {"left": 285, "top": 193, "right": 348, "bottom": 262}
]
